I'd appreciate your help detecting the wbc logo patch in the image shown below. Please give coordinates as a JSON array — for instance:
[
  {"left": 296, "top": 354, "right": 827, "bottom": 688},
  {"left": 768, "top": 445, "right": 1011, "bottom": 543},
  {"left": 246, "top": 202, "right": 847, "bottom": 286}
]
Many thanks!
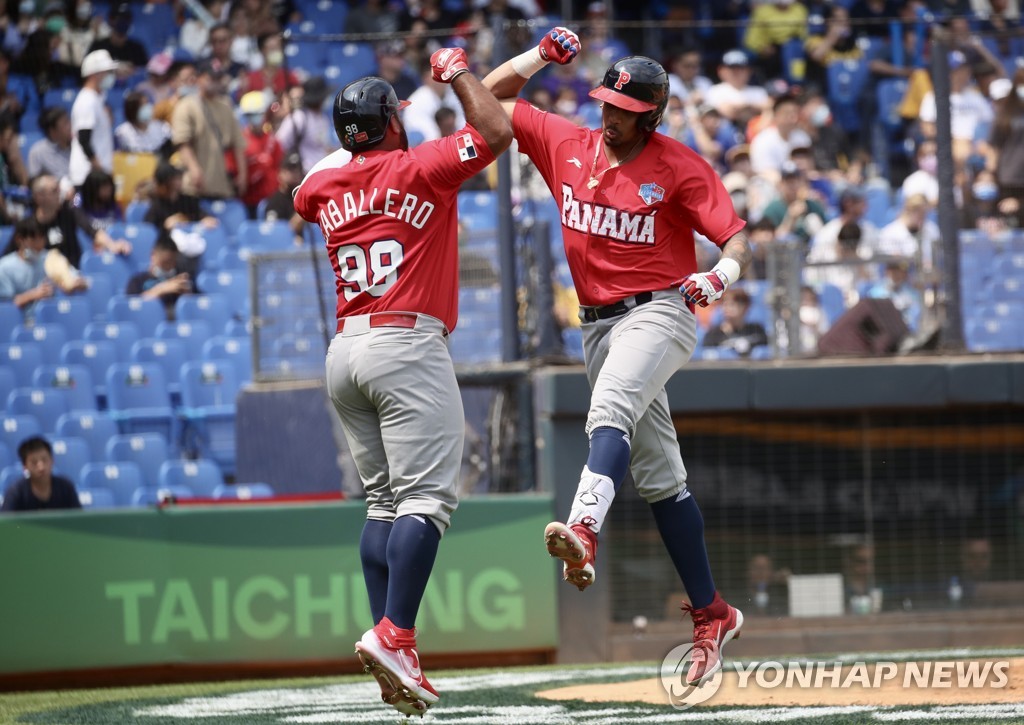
[
  {"left": 638, "top": 182, "right": 665, "bottom": 205},
  {"left": 456, "top": 133, "right": 478, "bottom": 162}
]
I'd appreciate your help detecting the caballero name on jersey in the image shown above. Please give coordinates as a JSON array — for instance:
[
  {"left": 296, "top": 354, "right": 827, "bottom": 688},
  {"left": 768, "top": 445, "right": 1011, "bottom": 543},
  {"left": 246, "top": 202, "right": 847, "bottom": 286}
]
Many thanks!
[
  {"left": 561, "top": 183, "right": 656, "bottom": 245},
  {"left": 317, "top": 188, "right": 436, "bottom": 237}
]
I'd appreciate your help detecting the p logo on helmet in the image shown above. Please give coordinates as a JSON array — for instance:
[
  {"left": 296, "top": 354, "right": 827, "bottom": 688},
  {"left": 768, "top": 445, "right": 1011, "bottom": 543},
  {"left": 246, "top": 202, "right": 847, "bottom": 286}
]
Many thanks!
[
  {"left": 614, "top": 70, "right": 631, "bottom": 90},
  {"left": 588, "top": 56, "right": 669, "bottom": 133}
]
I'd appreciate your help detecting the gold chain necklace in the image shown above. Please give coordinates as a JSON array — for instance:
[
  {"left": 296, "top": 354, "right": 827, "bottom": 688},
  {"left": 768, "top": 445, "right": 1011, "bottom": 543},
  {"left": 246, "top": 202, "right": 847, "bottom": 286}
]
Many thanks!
[{"left": 586, "top": 136, "right": 645, "bottom": 189}]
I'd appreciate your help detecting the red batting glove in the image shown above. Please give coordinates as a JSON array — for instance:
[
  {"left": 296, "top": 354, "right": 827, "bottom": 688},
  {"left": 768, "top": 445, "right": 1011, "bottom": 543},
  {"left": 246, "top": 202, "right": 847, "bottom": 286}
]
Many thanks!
[
  {"left": 681, "top": 270, "right": 729, "bottom": 308},
  {"left": 539, "top": 26, "right": 581, "bottom": 65},
  {"left": 430, "top": 47, "right": 470, "bottom": 83}
]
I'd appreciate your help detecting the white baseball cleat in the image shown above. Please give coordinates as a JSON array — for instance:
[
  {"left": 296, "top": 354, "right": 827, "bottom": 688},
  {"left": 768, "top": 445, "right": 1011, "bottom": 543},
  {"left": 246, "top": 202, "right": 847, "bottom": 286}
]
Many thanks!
[
  {"left": 357, "top": 649, "right": 430, "bottom": 717},
  {"left": 355, "top": 617, "right": 439, "bottom": 714},
  {"left": 544, "top": 521, "right": 598, "bottom": 591}
]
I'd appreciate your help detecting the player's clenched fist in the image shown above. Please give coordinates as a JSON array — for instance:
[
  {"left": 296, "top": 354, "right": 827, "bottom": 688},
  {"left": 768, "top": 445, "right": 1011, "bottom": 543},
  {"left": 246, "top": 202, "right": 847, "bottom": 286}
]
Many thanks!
[
  {"left": 539, "top": 26, "right": 581, "bottom": 64},
  {"left": 681, "top": 270, "right": 729, "bottom": 308},
  {"left": 430, "top": 47, "right": 470, "bottom": 83}
]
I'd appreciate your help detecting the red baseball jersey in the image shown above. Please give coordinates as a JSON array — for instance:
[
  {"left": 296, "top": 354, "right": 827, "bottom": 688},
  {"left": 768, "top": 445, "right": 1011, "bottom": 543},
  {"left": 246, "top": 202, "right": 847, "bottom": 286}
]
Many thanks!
[
  {"left": 294, "top": 125, "right": 495, "bottom": 331},
  {"left": 513, "top": 99, "right": 746, "bottom": 307}
]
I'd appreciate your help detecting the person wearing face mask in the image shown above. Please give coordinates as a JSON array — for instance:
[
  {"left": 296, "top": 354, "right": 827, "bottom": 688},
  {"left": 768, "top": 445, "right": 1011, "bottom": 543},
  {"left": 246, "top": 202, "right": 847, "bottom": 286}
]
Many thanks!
[
  {"left": 275, "top": 75, "right": 343, "bottom": 176},
  {"left": 0, "top": 218, "right": 87, "bottom": 321},
  {"left": 242, "top": 31, "right": 298, "bottom": 97},
  {"left": 901, "top": 138, "right": 940, "bottom": 207},
  {"left": 59, "top": 0, "right": 99, "bottom": 68},
  {"left": 803, "top": 5, "right": 864, "bottom": 94},
  {"left": 239, "top": 90, "right": 282, "bottom": 214},
  {"left": 86, "top": 3, "right": 147, "bottom": 73},
  {"left": 114, "top": 90, "right": 173, "bottom": 154},
  {"left": 153, "top": 60, "right": 198, "bottom": 124},
  {"left": 69, "top": 49, "right": 118, "bottom": 188},
  {"left": 125, "top": 232, "right": 197, "bottom": 320}
]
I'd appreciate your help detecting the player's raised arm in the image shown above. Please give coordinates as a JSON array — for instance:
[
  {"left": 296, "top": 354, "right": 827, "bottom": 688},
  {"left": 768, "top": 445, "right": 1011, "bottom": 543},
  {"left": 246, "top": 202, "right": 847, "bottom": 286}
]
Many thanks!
[
  {"left": 481, "top": 27, "right": 581, "bottom": 116},
  {"left": 430, "top": 48, "right": 512, "bottom": 156},
  {"left": 681, "top": 231, "right": 754, "bottom": 308}
]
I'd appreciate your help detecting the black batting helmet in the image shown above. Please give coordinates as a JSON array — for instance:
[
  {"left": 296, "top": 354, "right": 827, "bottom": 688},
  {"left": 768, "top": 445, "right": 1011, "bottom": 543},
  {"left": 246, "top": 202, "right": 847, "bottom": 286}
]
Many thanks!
[
  {"left": 333, "top": 76, "right": 410, "bottom": 152},
  {"left": 589, "top": 56, "right": 669, "bottom": 133}
]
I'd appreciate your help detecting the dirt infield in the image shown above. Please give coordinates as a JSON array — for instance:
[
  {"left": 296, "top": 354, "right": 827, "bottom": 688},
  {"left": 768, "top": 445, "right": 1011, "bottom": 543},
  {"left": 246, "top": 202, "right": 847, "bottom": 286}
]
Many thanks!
[{"left": 537, "top": 657, "right": 1024, "bottom": 708}]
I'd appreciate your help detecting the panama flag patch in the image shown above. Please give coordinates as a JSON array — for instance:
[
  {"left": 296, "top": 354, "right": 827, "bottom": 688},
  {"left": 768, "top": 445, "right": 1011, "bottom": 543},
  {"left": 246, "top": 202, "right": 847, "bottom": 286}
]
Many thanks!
[
  {"left": 456, "top": 133, "right": 478, "bottom": 162},
  {"left": 638, "top": 182, "right": 665, "bottom": 206}
]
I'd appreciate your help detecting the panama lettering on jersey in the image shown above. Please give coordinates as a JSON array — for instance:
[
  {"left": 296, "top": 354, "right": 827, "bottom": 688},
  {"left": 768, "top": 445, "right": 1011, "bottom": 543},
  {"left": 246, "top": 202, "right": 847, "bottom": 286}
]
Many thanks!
[
  {"left": 316, "top": 187, "right": 435, "bottom": 239},
  {"left": 561, "top": 183, "right": 656, "bottom": 245}
]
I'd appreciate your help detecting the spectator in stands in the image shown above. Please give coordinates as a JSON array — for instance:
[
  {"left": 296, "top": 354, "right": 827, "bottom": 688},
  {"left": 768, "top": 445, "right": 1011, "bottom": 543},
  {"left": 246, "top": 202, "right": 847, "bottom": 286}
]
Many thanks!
[
  {"left": 684, "top": 104, "right": 740, "bottom": 171},
  {"left": 179, "top": 0, "right": 226, "bottom": 60},
  {"left": 15, "top": 26, "right": 78, "bottom": 99},
  {"left": 114, "top": 90, "right": 173, "bottom": 155},
  {"left": 153, "top": 60, "right": 198, "bottom": 124},
  {"left": 745, "top": 217, "right": 776, "bottom": 280},
  {"left": 808, "top": 186, "right": 880, "bottom": 263},
  {"left": 705, "top": 49, "right": 771, "bottom": 124},
  {"left": 901, "top": 137, "right": 940, "bottom": 207},
  {"left": 750, "top": 94, "right": 812, "bottom": 180},
  {"left": 965, "top": 167, "right": 1012, "bottom": 234},
  {"left": 1, "top": 435, "right": 82, "bottom": 512},
  {"left": 806, "top": 221, "right": 876, "bottom": 308},
  {"left": 31, "top": 172, "right": 130, "bottom": 268},
  {"left": 842, "top": 541, "right": 879, "bottom": 613},
  {"left": 375, "top": 40, "right": 419, "bottom": 102},
  {"left": 0, "top": 46, "right": 23, "bottom": 120},
  {"left": 868, "top": 193, "right": 940, "bottom": 273},
  {"left": 865, "top": 258, "right": 922, "bottom": 332},
  {"left": 240, "top": 90, "right": 282, "bottom": 215},
  {"left": 57, "top": 0, "right": 99, "bottom": 68},
  {"left": 262, "top": 151, "right": 303, "bottom": 243},
  {"left": 955, "top": 536, "right": 994, "bottom": 606},
  {"left": 204, "top": 22, "right": 245, "bottom": 101},
  {"left": 69, "top": 49, "right": 118, "bottom": 189},
  {"left": 75, "top": 169, "right": 121, "bottom": 228},
  {"left": 86, "top": 3, "right": 147, "bottom": 75},
  {"left": 849, "top": 0, "right": 902, "bottom": 39},
  {"left": 799, "top": 285, "right": 830, "bottom": 354},
  {"left": 668, "top": 47, "right": 712, "bottom": 106},
  {"left": 576, "top": 2, "right": 631, "bottom": 84},
  {"left": 761, "top": 161, "right": 827, "bottom": 247},
  {"left": 919, "top": 51, "right": 994, "bottom": 171},
  {"left": 0, "top": 217, "right": 53, "bottom": 315},
  {"left": 743, "top": 0, "right": 808, "bottom": 81},
  {"left": 702, "top": 286, "right": 768, "bottom": 357},
  {"left": 799, "top": 92, "right": 849, "bottom": 177},
  {"left": 975, "top": 0, "right": 1021, "bottom": 59},
  {"left": 989, "top": 66, "right": 1024, "bottom": 228},
  {"left": 0, "top": 108, "right": 25, "bottom": 186},
  {"left": 126, "top": 231, "right": 197, "bottom": 319},
  {"left": 344, "top": 0, "right": 400, "bottom": 37},
  {"left": 803, "top": 4, "right": 865, "bottom": 93},
  {"left": 172, "top": 59, "right": 247, "bottom": 201},
  {"left": 275, "top": 75, "right": 341, "bottom": 176},
  {"left": 237, "top": 0, "right": 280, "bottom": 37},
  {"left": 27, "top": 106, "right": 71, "bottom": 182},
  {"left": 243, "top": 31, "right": 298, "bottom": 97},
  {"left": 134, "top": 51, "right": 176, "bottom": 107},
  {"left": 746, "top": 553, "right": 790, "bottom": 616},
  {"left": 144, "top": 160, "right": 219, "bottom": 233},
  {"left": 403, "top": 66, "right": 466, "bottom": 143},
  {"left": 0, "top": 3, "right": 31, "bottom": 57},
  {"left": 227, "top": 3, "right": 259, "bottom": 71}
]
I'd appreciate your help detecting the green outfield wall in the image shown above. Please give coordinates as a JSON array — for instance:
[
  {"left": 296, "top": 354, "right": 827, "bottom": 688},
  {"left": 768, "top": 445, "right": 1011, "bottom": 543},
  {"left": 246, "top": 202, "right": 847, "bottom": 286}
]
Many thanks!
[{"left": 0, "top": 496, "right": 557, "bottom": 674}]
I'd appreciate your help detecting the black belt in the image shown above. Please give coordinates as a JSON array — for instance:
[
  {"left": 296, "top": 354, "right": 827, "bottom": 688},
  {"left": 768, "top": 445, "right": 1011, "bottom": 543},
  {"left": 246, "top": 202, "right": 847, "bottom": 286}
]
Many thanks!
[{"left": 582, "top": 292, "right": 654, "bottom": 323}]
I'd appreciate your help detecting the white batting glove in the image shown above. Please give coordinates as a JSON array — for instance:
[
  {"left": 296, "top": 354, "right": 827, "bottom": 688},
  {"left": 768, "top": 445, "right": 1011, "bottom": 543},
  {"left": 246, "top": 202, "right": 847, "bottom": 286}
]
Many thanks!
[
  {"left": 681, "top": 270, "right": 729, "bottom": 308},
  {"left": 539, "top": 26, "right": 581, "bottom": 65},
  {"left": 430, "top": 47, "right": 470, "bottom": 83}
]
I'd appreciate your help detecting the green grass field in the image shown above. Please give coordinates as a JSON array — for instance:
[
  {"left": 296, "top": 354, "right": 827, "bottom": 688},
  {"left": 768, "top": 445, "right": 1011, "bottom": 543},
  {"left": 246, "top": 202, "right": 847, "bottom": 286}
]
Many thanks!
[{"left": 2, "top": 652, "right": 1022, "bottom": 725}]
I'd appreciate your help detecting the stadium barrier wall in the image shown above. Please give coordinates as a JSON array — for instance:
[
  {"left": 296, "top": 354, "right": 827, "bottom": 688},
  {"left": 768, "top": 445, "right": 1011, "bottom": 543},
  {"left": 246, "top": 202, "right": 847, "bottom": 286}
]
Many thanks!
[{"left": 0, "top": 497, "right": 557, "bottom": 678}]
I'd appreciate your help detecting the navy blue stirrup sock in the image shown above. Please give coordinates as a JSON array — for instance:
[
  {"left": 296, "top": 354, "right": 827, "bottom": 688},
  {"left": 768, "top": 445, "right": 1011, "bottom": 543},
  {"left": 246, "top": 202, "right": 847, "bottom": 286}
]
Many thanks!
[
  {"left": 586, "top": 426, "right": 631, "bottom": 490},
  {"left": 650, "top": 491, "right": 716, "bottom": 610},
  {"left": 384, "top": 514, "right": 442, "bottom": 629},
  {"left": 359, "top": 519, "right": 393, "bottom": 624}
]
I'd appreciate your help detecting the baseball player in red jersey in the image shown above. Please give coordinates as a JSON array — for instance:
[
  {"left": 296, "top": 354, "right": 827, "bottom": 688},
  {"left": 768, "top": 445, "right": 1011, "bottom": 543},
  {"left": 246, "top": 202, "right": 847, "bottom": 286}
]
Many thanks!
[
  {"left": 484, "top": 30, "right": 751, "bottom": 685},
  {"left": 294, "top": 49, "right": 511, "bottom": 716}
]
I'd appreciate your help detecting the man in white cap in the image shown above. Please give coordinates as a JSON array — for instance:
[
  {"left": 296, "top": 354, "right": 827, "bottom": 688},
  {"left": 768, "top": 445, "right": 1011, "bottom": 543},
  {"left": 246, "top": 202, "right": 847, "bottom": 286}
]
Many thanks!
[{"left": 69, "top": 49, "right": 119, "bottom": 188}]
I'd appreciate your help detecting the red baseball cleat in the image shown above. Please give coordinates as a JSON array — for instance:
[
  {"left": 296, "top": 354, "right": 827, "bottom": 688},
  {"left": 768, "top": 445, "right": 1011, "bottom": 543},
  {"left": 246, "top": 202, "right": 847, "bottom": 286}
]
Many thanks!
[
  {"left": 355, "top": 617, "right": 439, "bottom": 715},
  {"left": 544, "top": 521, "right": 598, "bottom": 591},
  {"left": 682, "top": 592, "right": 743, "bottom": 685}
]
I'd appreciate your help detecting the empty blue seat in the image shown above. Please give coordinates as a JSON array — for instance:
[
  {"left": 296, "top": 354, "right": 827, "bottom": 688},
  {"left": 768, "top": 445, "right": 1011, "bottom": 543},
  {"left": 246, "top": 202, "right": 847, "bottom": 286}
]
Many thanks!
[
  {"left": 179, "top": 359, "right": 239, "bottom": 473},
  {"left": 325, "top": 42, "right": 376, "bottom": 83},
  {"left": 864, "top": 184, "right": 893, "bottom": 228},
  {"left": 990, "top": 276, "right": 1024, "bottom": 302},
  {"left": 876, "top": 78, "right": 909, "bottom": 134},
  {"left": 55, "top": 410, "right": 119, "bottom": 462},
  {"left": 0, "top": 441, "right": 11, "bottom": 470},
  {"left": 0, "top": 414, "right": 42, "bottom": 454},
  {"left": 827, "top": 58, "right": 871, "bottom": 133},
  {"left": 131, "top": 337, "right": 187, "bottom": 401},
  {"left": 32, "top": 296, "right": 92, "bottom": 333},
  {"left": 130, "top": 484, "right": 195, "bottom": 507},
  {"left": 0, "top": 300, "right": 20, "bottom": 337},
  {"left": 108, "top": 295, "right": 166, "bottom": 336},
  {"left": 106, "top": 432, "right": 171, "bottom": 487},
  {"left": 49, "top": 435, "right": 92, "bottom": 481},
  {"left": 284, "top": 40, "right": 328, "bottom": 72},
  {"left": 203, "top": 336, "right": 252, "bottom": 385},
  {"left": 562, "top": 327, "right": 584, "bottom": 361},
  {"left": 213, "top": 482, "right": 274, "bottom": 500},
  {"left": 79, "top": 461, "right": 144, "bottom": 506},
  {"left": 83, "top": 321, "right": 142, "bottom": 361},
  {"left": 155, "top": 319, "right": 214, "bottom": 353},
  {"left": 0, "top": 465, "right": 24, "bottom": 494},
  {"left": 124, "top": 201, "right": 150, "bottom": 224},
  {"left": 132, "top": 1, "right": 176, "bottom": 55},
  {"left": 32, "top": 364, "right": 97, "bottom": 412},
  {"left": 816, "top": 283, "right": 847, "bottom": 325},
  {"left": 186, "top": 222, "right": 230, "bottom": 266},
  {"left": 196, "top": 270, "right": 249, "bottom": 320},
  {"left": 697, "top": 347, "right": 741, "bottom": 361},
  {"left": 80, "top": 272, "right": 115, "bottom": 321},
  {"left": 158, "top": 458, "right": 224, "bottom": 497},
  {"left": 42, "top": 87, "right": 77, "bottom": 112},
  {"left": 236, "top": 220, "right": 294, "bottom": 252},
  {"left": 458, "top": 191, "right": 499, "bottom": 234},
  {"left": 59, "top": 339, "right": 117, "bottom": 404},
  {"left": 200, "top": 199, "right": 247, "bottom": 235},
  {"left": 107, "top": 222, "right": 158, "bottom": 273},
  {"left": 175, "top": 294, "right": 233, "bottom": 336},
  {"left": 300, "top": 0, "right": 348, "bottom": 33},
  {"left": 0, "top": 366, "right": 13, "bottom": 405},
  {"left": 6, "top": 387, "right": 70, "bottom": 434},
  {"left": 105, "top": 362, "right": 176, "bottom": 440},
  {"left": 78, "top": 486, "right": 116, "bottom": 508},
  {"left": 0, "top": 341, "right": 43, "bottom": 387},
  {"left": 10, "top": 323, "right": 68, "bottom": 361},
  {"left": 80, "top": 251, "right": 134, "bottom": 294}
]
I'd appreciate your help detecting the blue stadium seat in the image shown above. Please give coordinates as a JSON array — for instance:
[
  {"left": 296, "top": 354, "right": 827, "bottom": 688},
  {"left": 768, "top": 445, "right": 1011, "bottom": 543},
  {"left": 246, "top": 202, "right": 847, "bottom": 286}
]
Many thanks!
[
  {"left": 200, "top": 199, "right": 247, "bottom": 235},
  {"left": 236, "top": 220, "right": 294, "bottom": 252},
  {"left": 0, "top": 465, "right": 23, "bottom": 494},
  {"left": 131, "top": 337, "right": 187, "bottom": 402},
  {"left": 458, "top": 191, "right": 499, "bottom": 234},
  {"left": 107, "top": 222, "right": 158, "bottom": 273},
  {"left": 175, "top": 293, "right": 233, "bottom": 336},
  {"left": 864, "top": 184, "right": 893, "bottom": 228},
  {"left": 158, "top": 458, "right": 224, "bottom": 498},
  {"left": 83, "top": 320, "right": 142, "bottom": 361},
  {"left": 124, "top": 201, "right": 150, "bottom": 224},
  {"left": 6, "top": 387, "right": 70, "bottom": 434},
  {"left": 106, "top": 432, "right": 171, "bottom": 488},
  {"left": 203, "top": 336, "right": 252, "bottom": 385},
  {"left": 0, "top": 414, "right": 42, "bottom": 455},
  {"left": 284, "top": 40, "right": 328, "bottom": 73},
  {"left": 32, "top": 364, "right": 98, "bottom": 412},
  {"left": 0, "top": 368, "right": 14, "bottom": 410},
  {"left": 80, "top": 272, "right": 115, "bottom": 321},
  {"left": 130, "top": 484, "right": 195, "bottom": 507},
  {"left": 562, "top": 327, "right": 584, "bottom": 361},
  {"left": 876, "top": 78, "right": 909, "bottom": 134},
  {"left": 326, "top": 42, "right": 376, "bottom": 84},
  {"left": 132, "top": 1, "right": 177, "bottom": 55},
  {"left": 155, "top": 319, "right": 214, "bottom": 354},
  {"left": 179, "top": 359, "right": 240, "bottom": 473},
  {"left": 33, "top": 296, "right": 92, "bottom": 332},
  {"left": 186, "top": 222, "right": 230, "bottom": 267},
  {"left": 60, "top": 339, "right": 117, "bottom": 404},
  {"left": 55, "top": 410, "right": 119, "bottom": 463},
  {"left": 213, "top": 482, "right": 274, "bottom": 500},
  {"left": 41, "top": 87, "right": 77, "bottom": 112},
  {"left": 0, "top": 441, "right": 11, "bottom": 470},
  {"left": 298, "top": 0, "right": 348, "bottom": 33},
  {"left": 108, "top": 295, "right": 166, "bottom": 336},
  {"left": 781, "top": 37, "right": 807, "bottom": 84},
  {"left": 0, "top": 300, "right": 20, "bottom": 338},
  {"left": 826, "top": 58, "right": 871, "bottom": 134},
  {"left": 80, "top": 251, "right": 134, "bottom": 294},
  {"left": 966, "top": 317, "right": 1024, "bottom": 352},
  {"left": 78, "top": 486, "right": 117, "bottom": 508},
  {"left": 0, "top": 342, "right": 43, "bottom": 386},
  {"left": 105, "top": 362, "right": 176, "bottom": 440},
  {"left": 10, "top": 323, "right": 68, "bottom": 361},
  {"left": 214, "top": 246, "right": 250, "bottom": 270},
  {"left": 49, "top": 435, "right": 92, "bottom": 481},
  {"left": 196, "top": 270, "right": 249, "bottom": 320},
  {"left": 750, "top": 345, "right": 774, "bottom": 360},
  {"left": 989, "top": 276, "right": 1024, "bottom": 302},
  {"left": 79, "top": 461, "right": 144, "bottom": 507},
  {"left": 816, "top": 283, "right": 847, "bottom": 325}
]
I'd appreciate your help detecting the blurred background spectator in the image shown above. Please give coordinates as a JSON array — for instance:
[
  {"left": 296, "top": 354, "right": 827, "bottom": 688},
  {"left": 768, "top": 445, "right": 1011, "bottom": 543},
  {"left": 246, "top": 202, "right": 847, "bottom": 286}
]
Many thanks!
[{"left": 1, "top": 435, "right": 82, "bottom": 512}]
